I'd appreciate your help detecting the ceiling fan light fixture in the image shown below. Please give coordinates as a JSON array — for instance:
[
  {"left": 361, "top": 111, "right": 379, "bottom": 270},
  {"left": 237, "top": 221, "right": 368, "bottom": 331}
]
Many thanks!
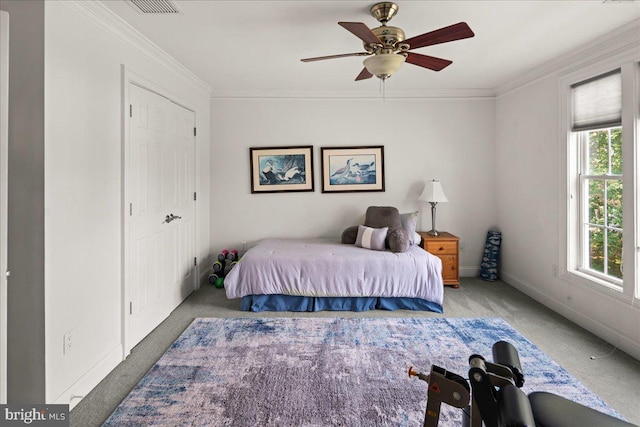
[
  {"left": 363, "top": 53, "right": 405, "bottom": 80},
  {"left": 300, "top": 3, "right": 475, "bottom": 82}
]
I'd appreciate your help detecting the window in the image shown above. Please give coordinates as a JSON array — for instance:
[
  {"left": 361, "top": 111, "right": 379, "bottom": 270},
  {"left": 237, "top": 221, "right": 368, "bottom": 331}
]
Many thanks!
[
  {"left": 578, "top": 126, "right": 623, "bottom": 284},
  {"left": 562, "top": 62, "right": 638, "bottom": 300}
]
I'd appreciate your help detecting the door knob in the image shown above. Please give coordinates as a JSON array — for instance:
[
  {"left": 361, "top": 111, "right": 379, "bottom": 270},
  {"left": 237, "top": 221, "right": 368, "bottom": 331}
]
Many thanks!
[{"left": 164, "top": 213, "right": 182, "bottom": 223}]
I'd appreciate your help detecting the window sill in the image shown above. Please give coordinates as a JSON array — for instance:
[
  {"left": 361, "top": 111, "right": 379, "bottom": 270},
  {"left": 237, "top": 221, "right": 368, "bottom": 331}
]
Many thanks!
[{"left": 560, "top": 268, "right": 638, "bottom": 307}]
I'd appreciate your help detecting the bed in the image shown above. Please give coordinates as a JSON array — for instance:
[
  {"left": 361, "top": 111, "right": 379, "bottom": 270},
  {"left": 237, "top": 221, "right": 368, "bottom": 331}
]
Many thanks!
[{"left": 223, "top": 238, "right": 444, "bottom": 313}]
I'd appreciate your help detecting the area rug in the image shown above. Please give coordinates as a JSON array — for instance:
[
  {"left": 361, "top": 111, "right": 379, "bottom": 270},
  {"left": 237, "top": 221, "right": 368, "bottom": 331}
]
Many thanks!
[{"left": 103, "top": 317, "right": 620, "bottom": 426}]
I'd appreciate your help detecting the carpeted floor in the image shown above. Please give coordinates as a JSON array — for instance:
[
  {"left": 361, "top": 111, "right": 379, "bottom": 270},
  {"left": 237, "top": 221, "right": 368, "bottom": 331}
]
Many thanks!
[
  {"left": 103, "top": 317, "right": 621, "bottom": 426},
  {"left": 70, "top": 279, "right": 640, "bottom": 426}
]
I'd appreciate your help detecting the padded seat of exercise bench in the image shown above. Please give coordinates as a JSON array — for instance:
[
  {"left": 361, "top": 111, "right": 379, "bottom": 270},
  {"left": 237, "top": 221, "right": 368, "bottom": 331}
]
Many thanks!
[{"left": 529, "top": 392, "right": 637, "bottom": 427}]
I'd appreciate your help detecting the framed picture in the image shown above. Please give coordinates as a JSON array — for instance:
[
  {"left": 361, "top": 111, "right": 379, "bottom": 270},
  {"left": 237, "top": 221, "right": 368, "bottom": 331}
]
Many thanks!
[
  {"left": 250, "top": 146, "right": 314, "bottom": 193},
  {"left": 321, "top": 146, "right": 385, "bottom": 193}
]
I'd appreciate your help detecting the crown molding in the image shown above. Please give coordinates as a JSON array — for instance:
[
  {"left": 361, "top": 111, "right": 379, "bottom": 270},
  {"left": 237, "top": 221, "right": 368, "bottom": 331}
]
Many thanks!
[
  {"left": 496, "top": 19, "right": 640, "bottom": 97},
  {"left": 210, "top": 87, "right": 496, "bottom": 100},
  {"left": 63, "top": 1, "right": 211, "bottom": 95}
]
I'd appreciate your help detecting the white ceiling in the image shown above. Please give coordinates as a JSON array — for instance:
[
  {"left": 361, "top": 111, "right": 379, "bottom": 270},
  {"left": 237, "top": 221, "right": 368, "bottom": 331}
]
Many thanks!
[{"left": 100, "top": 0, "right": 640, "bottom": 98}]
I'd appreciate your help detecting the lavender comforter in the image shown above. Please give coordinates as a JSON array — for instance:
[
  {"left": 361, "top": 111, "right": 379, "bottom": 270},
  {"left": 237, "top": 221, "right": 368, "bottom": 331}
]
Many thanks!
[{"left": 224, "top": 238, "right": 444, "bottom": 305}]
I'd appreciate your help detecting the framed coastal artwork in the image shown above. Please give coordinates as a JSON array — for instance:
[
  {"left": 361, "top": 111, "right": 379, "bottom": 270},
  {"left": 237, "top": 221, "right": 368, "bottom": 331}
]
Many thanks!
[
  {"left": 320, "top": 146, "right": 385, "bottom": 193},
  {"left": 250, "top": 146, "right": 314, "bottom": 193}
]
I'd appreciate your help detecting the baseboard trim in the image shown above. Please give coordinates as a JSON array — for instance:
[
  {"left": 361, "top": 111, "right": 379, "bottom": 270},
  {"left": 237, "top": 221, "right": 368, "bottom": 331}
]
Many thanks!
[
  {"left": 501, "top": 271, "right": 640, "bottom": 361},
  {"left": 198, "top": 267, "right": 210, "bottom": 289},
  {"left": 460, "top": 266, "right": 480, "bottom": 277},
  {"left": 51, "top": 344, "right": 123, "bottom": 410}
]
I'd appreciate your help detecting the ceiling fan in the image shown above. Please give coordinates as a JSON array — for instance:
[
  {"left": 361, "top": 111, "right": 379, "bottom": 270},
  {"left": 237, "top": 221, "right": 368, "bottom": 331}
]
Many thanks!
[{"left": 301, "top": 2, "right": 474, "bottom": 81}]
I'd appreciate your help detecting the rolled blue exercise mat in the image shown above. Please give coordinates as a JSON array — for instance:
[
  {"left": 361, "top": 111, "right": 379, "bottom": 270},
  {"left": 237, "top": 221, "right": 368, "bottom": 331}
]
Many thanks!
[{"left": 480, "top": 230, "right": 501, "bottom": 281}]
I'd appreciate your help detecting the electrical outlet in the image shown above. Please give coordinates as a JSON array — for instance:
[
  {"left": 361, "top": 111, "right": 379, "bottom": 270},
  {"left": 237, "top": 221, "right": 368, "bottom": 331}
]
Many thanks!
[
  {"left": 552, "top": 264, "right": 558, "bottom": 277},
  {"left": 459, "top": 242, "right": 465, "bottom": 252},
  {"left": 241, "top": 241, "right": 247, "bottom": 252},
  {"left": 63, "top": 330, "right": 73, "bottom": 355}
]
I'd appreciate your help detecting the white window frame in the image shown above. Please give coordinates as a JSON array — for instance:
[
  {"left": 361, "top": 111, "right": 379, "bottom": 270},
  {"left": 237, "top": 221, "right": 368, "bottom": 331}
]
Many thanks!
[
  {"left": 577, "top": 127, "right": 623, "bottom": 286},
  {"left": 560, "top": 56, "right": 639, "bottom": 304}
]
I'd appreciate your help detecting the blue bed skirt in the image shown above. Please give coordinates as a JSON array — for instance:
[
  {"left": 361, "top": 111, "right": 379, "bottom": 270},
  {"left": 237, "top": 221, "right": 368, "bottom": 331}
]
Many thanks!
[{"left": 240, "top": 294, "right": 443, "bottom": 313}]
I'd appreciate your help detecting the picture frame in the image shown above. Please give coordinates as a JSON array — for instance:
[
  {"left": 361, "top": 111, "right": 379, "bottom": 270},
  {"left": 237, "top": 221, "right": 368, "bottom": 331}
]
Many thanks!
[
  {"left": 250, "top": 146, "right": 314, "bottom": 193},
  {"left": 321, "top": 146, "right": 385, "bottom": 193}
]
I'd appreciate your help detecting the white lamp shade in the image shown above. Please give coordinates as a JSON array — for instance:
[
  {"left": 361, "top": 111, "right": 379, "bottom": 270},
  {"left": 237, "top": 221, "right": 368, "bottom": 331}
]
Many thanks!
[
  {"left": 419, "top": 180, "right": 448, "bottom": 203},
  {"left": 363, "top": 53, "right": 405, "bottom": 78}
]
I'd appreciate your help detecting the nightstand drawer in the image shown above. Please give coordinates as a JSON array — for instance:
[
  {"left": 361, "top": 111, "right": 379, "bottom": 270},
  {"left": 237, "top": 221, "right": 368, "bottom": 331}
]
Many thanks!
[
  {"left": 439, "top": 255, "right": 458, "bottom": 282},
  {"left": 423, "top": 240, "right": 457, "bottom": 255}
]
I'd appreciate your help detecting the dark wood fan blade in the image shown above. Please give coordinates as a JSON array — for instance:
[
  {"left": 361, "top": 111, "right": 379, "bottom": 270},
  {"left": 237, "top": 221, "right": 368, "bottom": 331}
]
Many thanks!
[
  {"left": 301, "top": 52, "right": 370, "bottom": 62},
  {"left": 404, "top": 22, "right": 474, "bottom": 50},
  {"left": 405, "top": 52, "right": 452, "bottom": 71},
  {"left": 355, "top": 68, "right": 373, "bottom": 81},
  {"left": 338, "top": 22, "right": 382, "bottom": 45}
]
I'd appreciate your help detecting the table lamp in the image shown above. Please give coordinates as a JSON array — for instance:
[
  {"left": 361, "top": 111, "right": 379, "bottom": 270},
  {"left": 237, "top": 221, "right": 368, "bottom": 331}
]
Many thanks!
[{"left": 419, "top": 180, "right": 448, "bottom": 236}]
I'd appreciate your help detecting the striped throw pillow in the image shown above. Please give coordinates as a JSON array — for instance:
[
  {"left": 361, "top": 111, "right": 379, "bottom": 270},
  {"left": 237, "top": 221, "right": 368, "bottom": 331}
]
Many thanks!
[{"left": 355, "top": 225, "right": 388, "bottom": 251}]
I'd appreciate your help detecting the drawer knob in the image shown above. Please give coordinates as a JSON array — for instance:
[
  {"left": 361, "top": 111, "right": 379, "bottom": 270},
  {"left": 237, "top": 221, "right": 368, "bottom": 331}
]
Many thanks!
[{"left": 439, "top": 247, "right": 444, "bottom": 251}]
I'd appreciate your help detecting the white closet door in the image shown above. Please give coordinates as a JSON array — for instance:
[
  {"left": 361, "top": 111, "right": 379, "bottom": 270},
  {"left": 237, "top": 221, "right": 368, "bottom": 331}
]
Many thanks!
[{"left": 128, "top": 84, "right": 196, "bottom": 348}]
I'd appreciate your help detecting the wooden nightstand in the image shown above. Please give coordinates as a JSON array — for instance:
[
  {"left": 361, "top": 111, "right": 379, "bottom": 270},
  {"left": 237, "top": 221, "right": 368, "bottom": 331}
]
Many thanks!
[{"left": 418, "top": 231, "right": 460, "bottom": 288}]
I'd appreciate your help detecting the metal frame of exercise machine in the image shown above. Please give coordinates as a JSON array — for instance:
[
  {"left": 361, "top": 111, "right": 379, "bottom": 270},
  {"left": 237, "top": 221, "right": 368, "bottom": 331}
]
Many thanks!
[{"left": 409, "top": 340, "right": 636, "bottom": 427}]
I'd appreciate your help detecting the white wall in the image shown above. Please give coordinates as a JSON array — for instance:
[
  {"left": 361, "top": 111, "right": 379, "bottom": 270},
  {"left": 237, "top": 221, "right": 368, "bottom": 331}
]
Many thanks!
[
  {"left": 495, "top": 50, "right": 640, "bottom": 359},
  {"left": 211, "top": 97, "right": 497, "bottom": 275},
  {"left": 43, "top": 1, "right": 210, "bottom": 406}
]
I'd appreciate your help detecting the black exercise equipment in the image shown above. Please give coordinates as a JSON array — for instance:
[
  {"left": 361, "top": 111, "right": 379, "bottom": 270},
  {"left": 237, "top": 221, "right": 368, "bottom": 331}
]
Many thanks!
[{"left": 409, "top": 340, "right": 637, "bottom": 427}]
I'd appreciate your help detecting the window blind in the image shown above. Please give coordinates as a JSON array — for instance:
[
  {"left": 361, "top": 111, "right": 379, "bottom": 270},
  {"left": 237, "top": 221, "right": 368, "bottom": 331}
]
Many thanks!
[{"left": 571, "top": 69, "right": 622, "bottom": 132}]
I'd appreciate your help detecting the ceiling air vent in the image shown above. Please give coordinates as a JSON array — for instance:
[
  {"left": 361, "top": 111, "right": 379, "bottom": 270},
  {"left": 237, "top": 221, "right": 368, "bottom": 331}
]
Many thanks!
[{"left": 128, "top": 0, "right": 183, "bottom": 14}]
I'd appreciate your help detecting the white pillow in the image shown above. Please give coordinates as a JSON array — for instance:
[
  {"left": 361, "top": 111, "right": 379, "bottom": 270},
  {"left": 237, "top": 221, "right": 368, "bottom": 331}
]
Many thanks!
[
  {"left": 355, "top": 225, "right": 388, "bottom": 251},
  {"left": 412, "top": 231, "right": 422, "bottom": 245},
  {"left": 400, "top": 211, "right": 418, "bottom": 245}
]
